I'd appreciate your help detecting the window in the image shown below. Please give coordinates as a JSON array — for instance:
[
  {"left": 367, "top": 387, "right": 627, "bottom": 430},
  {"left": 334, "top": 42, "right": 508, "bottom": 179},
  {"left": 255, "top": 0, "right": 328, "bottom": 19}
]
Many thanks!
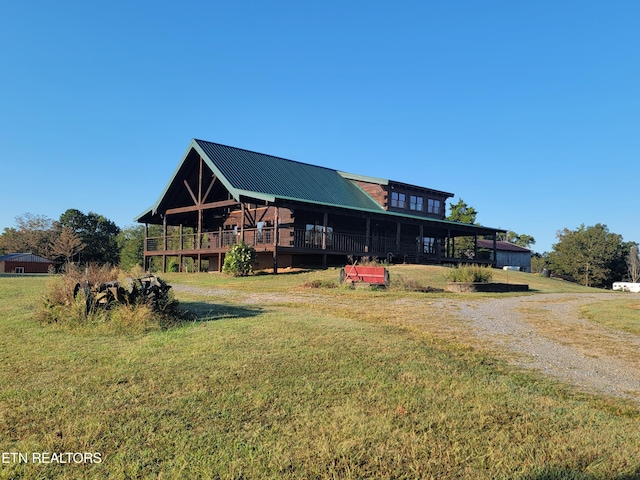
[
  {"left": 423, "top": 237, "right": 436, "bottom": 254},
  {"left": 304, "top": 224, "right": 333, "bottom": 248},
  {"left": 14, "top": 266, "right": 24, "bottom": 274},
  {"left": 427, "top": 198, "right": 441, "bottom": 214},
  {"left": 409, "top": 195, "right": 423, "bottom": 211},
  {"left": 256, "top": 221, "right": 264, "bottom": 243},
  {"left": 391, "top": 191, "right": 406, "bottom": 209}
]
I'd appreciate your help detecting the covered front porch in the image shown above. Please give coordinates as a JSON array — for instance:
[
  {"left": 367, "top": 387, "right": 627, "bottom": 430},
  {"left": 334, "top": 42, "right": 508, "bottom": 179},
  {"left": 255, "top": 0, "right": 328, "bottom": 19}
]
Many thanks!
[{"left": 142, "top": 221, "right": 500, "bottom": 273}]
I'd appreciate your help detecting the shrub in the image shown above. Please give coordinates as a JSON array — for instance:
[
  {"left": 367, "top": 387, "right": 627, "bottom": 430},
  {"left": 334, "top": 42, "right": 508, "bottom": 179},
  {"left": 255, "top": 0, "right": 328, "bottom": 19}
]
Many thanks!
[
  {"left": 223, "top": 242, "right": 257, "bottom": 276},
  {"left": 447, "top": 265, "right": 493, "bottom": 283}
]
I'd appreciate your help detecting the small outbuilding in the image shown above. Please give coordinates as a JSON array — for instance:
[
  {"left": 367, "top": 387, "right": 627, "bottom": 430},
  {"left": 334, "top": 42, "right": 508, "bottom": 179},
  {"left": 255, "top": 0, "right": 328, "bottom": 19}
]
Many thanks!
[
  {"left": 477, "top": 240, "right": 531, "bottom": 272},
  {"left": 0, "top": 253, "right": 57, "bottom": 274}
]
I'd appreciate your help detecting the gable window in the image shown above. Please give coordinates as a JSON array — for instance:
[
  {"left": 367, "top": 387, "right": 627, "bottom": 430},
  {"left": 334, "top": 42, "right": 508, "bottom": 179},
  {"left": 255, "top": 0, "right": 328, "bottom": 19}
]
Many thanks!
[
  {"left": 427, "top": 199, "right": 441, "bottom": 215},
  {"left": 409, "top": 195, "right": 423, "bottom": 211},
  {"left": 391, "top": 192, "right": 406, "bottom": 209}
]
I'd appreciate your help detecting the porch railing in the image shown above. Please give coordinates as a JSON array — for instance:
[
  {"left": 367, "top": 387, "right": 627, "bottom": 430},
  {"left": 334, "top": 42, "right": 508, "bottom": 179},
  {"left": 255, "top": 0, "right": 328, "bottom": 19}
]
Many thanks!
[
  {"left": 145, "top": 227, "right": 275, "bottom": 252},
  {"left": 146, "top": 227, "right": 424, "bottom": 256}
]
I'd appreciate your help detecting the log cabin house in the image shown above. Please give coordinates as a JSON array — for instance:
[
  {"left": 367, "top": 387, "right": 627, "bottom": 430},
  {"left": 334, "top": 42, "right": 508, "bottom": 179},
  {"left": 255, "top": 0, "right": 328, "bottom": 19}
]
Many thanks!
[{"left": 136, "top": 139, "right": 504, "bottom": 272}]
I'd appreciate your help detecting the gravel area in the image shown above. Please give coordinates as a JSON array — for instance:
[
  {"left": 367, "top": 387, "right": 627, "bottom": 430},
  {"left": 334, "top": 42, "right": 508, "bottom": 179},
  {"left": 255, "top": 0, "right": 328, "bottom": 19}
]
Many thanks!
[{"left": 435, "top": 293, "right": 640, "bottom": 403}]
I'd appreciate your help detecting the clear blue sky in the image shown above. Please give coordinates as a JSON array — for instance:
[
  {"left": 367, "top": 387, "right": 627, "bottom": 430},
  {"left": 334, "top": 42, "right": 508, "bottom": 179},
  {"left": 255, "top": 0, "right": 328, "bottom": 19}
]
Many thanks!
[{"left": 2, "top": 1, "right": 639, "bottom": 254}]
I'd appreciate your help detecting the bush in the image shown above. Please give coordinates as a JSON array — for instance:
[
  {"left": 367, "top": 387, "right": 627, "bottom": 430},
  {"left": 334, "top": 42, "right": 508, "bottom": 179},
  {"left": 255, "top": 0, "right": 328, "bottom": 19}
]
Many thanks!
[
  {"left": 447, "top": 265, "right": 493, "bottom": 283},
  {"left": 223, "top": 242, "right": 257, "bottom": 276}
]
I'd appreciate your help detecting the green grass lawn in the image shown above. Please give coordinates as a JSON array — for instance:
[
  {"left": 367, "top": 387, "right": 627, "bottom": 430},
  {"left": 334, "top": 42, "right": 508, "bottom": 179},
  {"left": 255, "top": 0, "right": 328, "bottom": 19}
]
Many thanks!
[{"left": 1, "top": 269, "right": 639, "bottom": 479}]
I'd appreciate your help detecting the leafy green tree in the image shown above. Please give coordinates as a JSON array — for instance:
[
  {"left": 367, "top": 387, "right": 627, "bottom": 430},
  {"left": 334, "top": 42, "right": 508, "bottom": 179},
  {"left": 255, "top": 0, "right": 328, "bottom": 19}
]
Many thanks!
[
  {"left": 530, "top": 252, "right": 550, "bottom": 274},
  {"left": 446, "top": 199, "right": 478, "bottom": 258},
  {"left": 59, "top": 209, "right": 120, "bottom": 264},
  {"left": 223, "top": 242, "right": 257, "bottom": 276},
  {"left": 117, "top": 225, "right": 146, "bottom": 271},
  {"left": 548, "top": 223, "right": 628, "bottom": 288},
  {"left": 446, "top": 199, "right": 477, "bottom": 225}
]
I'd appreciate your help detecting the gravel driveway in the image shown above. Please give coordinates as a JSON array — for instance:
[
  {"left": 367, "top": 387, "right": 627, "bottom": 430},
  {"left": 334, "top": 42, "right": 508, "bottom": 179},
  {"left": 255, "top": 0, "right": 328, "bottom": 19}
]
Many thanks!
[{"left": 435, "top": 293, "right": 640, "bottom": 403}]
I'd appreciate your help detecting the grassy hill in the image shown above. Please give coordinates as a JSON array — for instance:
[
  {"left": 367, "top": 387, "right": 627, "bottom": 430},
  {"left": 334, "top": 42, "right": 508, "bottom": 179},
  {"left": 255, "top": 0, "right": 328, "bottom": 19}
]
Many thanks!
[{"left": 0, "top": 268, "right": 638, "bottom": 479}]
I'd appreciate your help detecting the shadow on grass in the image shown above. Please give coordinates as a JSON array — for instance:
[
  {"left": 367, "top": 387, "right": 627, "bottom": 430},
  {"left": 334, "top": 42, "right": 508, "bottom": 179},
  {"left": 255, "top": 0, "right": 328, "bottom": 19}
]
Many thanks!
[
  {"left": 523, "top": 465, "right": 640, "bottom": 480},
  {"left": 179, "top": 301, "right": 263, "bottom": 323}
]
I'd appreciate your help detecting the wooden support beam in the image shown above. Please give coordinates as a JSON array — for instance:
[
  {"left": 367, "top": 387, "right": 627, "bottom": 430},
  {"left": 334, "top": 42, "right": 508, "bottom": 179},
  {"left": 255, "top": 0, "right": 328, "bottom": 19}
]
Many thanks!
[
  {"left": 165, "top": 199, "right": 239, "bottom": 216},
  {"left": 202, "top": 175, "right": 217, "bottom": 204},
  {"left": 198, "top": 156, "right": 203, "bottom": 204},
  {"left": 183, "top": 180, "right": 198, "bottom": 205}
]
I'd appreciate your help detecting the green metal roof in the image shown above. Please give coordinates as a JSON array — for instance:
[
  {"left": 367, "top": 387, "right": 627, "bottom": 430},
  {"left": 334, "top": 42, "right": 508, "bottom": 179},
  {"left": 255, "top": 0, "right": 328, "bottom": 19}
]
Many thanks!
[
  {"left": 193, "top": 139, "right": 385, "bottom": 211},
  {"left": 135, "top": 139, "right": 504, "bottom": 235}
]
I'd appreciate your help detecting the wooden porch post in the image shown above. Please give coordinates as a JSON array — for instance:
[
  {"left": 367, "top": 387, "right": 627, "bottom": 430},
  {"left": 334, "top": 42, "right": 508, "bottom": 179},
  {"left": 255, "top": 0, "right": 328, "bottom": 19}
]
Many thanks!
[
  {"left": 365, "top": 218, "right": 370, "bottom": 253},
  {"left": 162, "top": 215, "right": 167, "bottom": 251},
  {"left": 273, "top": 206, "right": 279, "bottom": 274},
  {"left": 493, "top": 234, "right": 497, "bottom": 267},
  {"left": 418, "top": 224, "right": 424, "bottom": 263},
  {"left": 474, "top": 233, "right": 478, "bottom": 260},
  {"left": 144, "top": 223, "right": 149, "bottom": 272},
  {"left": 197, "top": 210, "right": 202, "bottom": 249},
  {"left": 396, "top": 221, "right": 401, "bottom": 253},
  {"left": 322, "top": 212, "right": 328, "bottom": 250},
  {"left": 241, "top": 202, "right": 245, "bottom": 243},
  {"left": 162, "top": 215, "right": 167, "bottom": 273},
  {"left": 446, "top": 228, "right": 451, "bottom": 258}
]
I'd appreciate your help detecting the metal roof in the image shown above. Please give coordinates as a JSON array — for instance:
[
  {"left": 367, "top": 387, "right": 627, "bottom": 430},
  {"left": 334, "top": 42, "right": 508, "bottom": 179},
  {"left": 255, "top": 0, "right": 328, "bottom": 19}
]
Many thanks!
[
  {"left": 194, "top": 140, "right": 385, "bottom": 211},
  {"left": 136, "top": 139, "right": 504, "bottom": 235},
  {"left": 0, "top": 253, "right": 55, "bottom": 263},
  {"left": 477, "top": 240, "right": 531, "bottom": 252}
]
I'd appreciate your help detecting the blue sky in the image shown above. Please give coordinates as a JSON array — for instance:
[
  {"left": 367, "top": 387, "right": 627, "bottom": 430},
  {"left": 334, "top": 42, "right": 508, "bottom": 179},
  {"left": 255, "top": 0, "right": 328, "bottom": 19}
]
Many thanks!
[{"left": 1, "top": 1, "right": 639, "bottom": 254}]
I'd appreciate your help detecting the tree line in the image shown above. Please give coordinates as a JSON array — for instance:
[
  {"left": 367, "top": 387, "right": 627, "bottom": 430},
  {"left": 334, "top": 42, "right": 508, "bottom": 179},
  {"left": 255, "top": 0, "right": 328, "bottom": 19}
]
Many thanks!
[
  {"left": 448, "top": 199, "right": 638, "bottom": 289},
  {"left": 0, "top": 210, "right": 147, "bottom": 271}
]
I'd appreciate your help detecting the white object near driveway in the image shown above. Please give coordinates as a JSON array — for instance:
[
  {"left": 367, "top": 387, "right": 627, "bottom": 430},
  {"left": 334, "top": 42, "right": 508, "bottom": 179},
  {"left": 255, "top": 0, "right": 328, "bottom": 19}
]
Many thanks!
[{"left": 612, "top": 282, "right": 640, "bottom": 292}]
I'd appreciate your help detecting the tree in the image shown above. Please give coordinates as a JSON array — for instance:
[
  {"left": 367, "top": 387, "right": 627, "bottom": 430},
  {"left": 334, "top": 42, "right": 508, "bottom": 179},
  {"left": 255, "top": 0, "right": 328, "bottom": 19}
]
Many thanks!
[
  {"left": 49, "top": 227, "right": 86, "bottom": 264},
  {"left": 626, "top": 245, "right": 640, "bottom": 283},
  {"left": 446, "top": 199, "right": 477, "bottom": 225},
  {"left": 117, "top": 225, "right": 145, "bottom": 271},
  {"left": 59, "top": 209, "right": 120, "bottom": 264},
  {"left": 548, "top": 224, "right": 627, "bottom": 288},
  {"left": 0, "top": 213, "right": 56, "bottom": 257},
  {"left": 446, "top": 199, "right": 478, "bottom": 258}
]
